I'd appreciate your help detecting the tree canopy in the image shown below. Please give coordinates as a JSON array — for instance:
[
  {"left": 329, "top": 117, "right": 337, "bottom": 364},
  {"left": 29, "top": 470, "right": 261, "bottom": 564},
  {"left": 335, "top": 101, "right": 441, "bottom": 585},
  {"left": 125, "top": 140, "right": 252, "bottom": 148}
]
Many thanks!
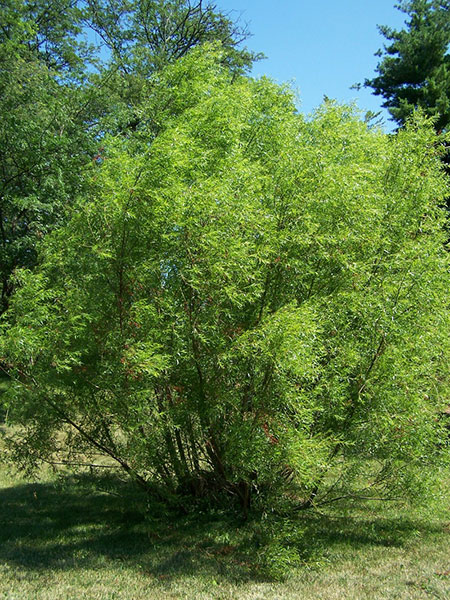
[
  {"left": 1, "top": 46, "right": 449, "bottom": 512},
  {"left": 0, "top": 0, "right": 256, "bottom": 314},
  {"left": 364, "top": 0, "right": 450, "bottom": 131},
  {"left": 0, "top": 0, "right": 96, "bottom": 313}
]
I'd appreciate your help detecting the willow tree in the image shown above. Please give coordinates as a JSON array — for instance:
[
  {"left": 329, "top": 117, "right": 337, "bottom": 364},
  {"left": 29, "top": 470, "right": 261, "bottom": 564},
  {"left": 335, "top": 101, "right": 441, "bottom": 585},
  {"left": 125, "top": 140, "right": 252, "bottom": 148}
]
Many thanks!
[{"left": 1, "top": 46, "right": 449, "bottom": 512}]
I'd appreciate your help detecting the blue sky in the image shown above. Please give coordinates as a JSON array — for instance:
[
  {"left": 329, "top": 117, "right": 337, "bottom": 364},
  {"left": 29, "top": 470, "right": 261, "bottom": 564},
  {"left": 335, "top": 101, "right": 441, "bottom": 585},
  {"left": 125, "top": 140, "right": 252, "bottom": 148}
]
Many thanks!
[{"left": 217, "top": 0, "right": 407, "bottom": 129}]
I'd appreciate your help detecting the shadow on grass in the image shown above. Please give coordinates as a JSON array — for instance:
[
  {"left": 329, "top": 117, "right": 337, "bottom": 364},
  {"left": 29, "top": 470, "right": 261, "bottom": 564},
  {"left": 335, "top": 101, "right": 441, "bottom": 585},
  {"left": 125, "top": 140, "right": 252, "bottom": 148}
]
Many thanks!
[
  {"left": 0, "top": 472, "right": 257, "bottom": 581},
  {"left": 0, "top": 471, "right": 444, "bottom": 581}
]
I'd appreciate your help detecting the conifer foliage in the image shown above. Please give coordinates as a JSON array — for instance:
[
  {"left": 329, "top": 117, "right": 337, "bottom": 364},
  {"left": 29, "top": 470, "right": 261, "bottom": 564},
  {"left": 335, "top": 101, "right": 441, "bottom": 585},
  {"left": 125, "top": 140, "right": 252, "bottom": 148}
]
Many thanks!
[{"left": 365, "top": 0, "right": 450, "bottom": 131}]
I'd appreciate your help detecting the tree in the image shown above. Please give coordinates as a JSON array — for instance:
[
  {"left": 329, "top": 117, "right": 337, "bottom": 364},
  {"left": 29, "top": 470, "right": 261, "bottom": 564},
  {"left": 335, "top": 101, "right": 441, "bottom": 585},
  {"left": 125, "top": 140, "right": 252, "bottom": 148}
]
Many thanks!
[
  {"left": 1, "top": 46, "right": 449, "bottom": 513},
  {"left": 84, "top": 0, "right": 261, "bottom": 136},
  {"left": 85, "top": 0, "right": 257, "bottom": 75},
  {"left": 364, "top": 0, "right": 450, "bottom": 131},
  {"left": 0, "top": 0, "right": 93, "bottom": 74},
  {"left": 0, "top": 0, "right": 257, "bottom": 314},
  {"left": 0, "top": 0, "right": 97, "bottom": 314}
]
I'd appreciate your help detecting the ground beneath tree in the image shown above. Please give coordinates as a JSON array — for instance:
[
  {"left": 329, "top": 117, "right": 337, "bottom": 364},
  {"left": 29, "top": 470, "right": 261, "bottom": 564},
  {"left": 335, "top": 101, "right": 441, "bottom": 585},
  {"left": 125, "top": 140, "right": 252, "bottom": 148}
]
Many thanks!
[{"left": 0, "top": 463, "right": 448, "bottom": 599}]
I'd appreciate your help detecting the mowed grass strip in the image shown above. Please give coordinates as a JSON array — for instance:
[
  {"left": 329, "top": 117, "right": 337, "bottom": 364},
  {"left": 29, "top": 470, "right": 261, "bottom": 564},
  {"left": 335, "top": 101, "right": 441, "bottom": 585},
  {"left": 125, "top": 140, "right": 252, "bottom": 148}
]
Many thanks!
[{"left": 0, "top": 462, "right": 448, "bottom": 600}]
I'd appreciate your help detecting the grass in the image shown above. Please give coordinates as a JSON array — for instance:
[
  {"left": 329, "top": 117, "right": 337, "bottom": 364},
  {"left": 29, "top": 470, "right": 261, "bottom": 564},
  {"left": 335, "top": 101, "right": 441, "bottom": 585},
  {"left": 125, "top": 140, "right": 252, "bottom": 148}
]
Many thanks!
[{"left": 0, "top": 459, "right": 448, "bottom": 599}]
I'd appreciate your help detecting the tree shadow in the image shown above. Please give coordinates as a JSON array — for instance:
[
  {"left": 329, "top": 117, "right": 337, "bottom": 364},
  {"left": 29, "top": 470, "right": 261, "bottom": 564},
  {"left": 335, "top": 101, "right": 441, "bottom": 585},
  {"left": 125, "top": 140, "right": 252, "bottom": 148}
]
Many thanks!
[
  {"left": 298, "top": 508, "right": 443, "bottom": 557},
  {"left": 0, "top": 472, "right": 256, "bottom": 581},
  {"left": 0, "top": 472, "right": 444, "bottom": 582}
]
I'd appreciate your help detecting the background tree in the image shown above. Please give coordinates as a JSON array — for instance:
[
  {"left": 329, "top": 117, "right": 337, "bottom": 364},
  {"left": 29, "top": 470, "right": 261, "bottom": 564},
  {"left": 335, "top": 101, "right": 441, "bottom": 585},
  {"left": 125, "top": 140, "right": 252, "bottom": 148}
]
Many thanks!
[
  {"left": 85, "top": 0, "right": 257, "bottom": 75},
  {"left": 84, "top": 0, "right": 261, "bottom": 136},
  {"left": 364, "top": 0, "right": 450, "bottom": 131},
  {"left": 1, "top": 46, "right": 448, "bottom": 513},
  {"left": 0, "top": 0, "right": 97, "bottom": 314}
]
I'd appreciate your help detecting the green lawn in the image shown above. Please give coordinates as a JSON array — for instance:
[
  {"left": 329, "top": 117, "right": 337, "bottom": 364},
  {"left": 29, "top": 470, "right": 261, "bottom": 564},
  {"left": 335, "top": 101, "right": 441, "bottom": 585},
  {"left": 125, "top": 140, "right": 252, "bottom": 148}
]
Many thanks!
[{"left": 0, "top": 460, "right": 448, "bottom": 600}]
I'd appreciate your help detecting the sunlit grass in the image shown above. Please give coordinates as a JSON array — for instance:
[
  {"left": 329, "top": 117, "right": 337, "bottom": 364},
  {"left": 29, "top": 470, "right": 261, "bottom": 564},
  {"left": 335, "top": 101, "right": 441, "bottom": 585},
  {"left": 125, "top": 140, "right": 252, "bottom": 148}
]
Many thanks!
[{"left": 0, "top": 458, "right": 448, "bottom": 599}]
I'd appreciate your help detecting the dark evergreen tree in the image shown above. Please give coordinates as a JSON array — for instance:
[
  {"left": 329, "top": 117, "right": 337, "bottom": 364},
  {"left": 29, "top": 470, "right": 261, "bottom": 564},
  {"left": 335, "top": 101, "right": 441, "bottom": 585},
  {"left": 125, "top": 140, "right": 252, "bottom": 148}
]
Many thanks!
[{"left": 365, "top": 1, "right": 450, "bottom": 131}]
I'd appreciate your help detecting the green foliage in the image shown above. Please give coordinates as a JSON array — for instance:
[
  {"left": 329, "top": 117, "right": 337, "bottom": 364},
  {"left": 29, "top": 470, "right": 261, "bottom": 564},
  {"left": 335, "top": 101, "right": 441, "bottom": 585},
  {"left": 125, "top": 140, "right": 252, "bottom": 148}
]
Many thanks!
[
  {"left": 0, "top": 48, "right": 94, "bottom": 312},
  {"left": 0, "top": 0, "right": 258, "bottom": 313},
  {"left": 365, "top": 0, "right": 450, "bottom": 131},
  {"left": 0, "top": 0, "right": 98, "bottom": 313},
  {"left": 85, "top": 0, "right": 258, "bottom": 75},
  {"left": 80, "top": 0, "right": 260, "bottom": 139},
  {"left": 0, "top": 0, "right": 93, "bottom": 74},
  {"left": 1, "top": 46, "right": 449, "bottom": 513}
]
